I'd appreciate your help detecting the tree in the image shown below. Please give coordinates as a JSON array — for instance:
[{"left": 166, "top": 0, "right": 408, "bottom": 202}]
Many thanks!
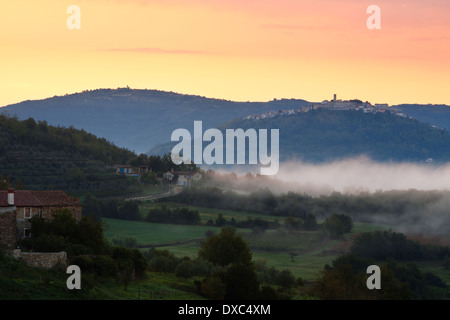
[
  {"left": 0, "top": 174, "right": 26, "bottom": 190},
  {"left": 284, "top": 216, "right": 302, "bottom": 231},
  {"left": 71, "top": 168, "right": 86, "bottom": 186},
  {"left": 128, "top": 153, "right": 149, "bottom": 167},
  {"left": 289, "top": 252, "right": 298, "bottom": 263},
  {"left": 350, "top": 230, "right": 421, "bottom": 261},
  {"left": 81, "top": 195, "right": 102, "bottom": 222},
  {"left": 201, "top": 276, "right": 226, "bottom": 300},
  {"left": 444, "top": 255, "right": 450, "bottom": 270},
  {"left": 198, "top": 227, "right": 260, "bottom": 299},
  {"left": 118, "top": 200, "right": 141, "bottom": 221},
  {"left": 26, "top": 209, "right": 105, "bottom": 256},
  {"left": 303, "top": 213, "right": 318, "bottom": 231},
  {"left": 335, "top": 214, "right": 353, "bottom": 233},
  {"left": 323, "top": 214, "right": 349, "bottom": 238},
  {"left": 215, "top": 214, "right": 227, "bottom": 227},
  {"left": 276, "top": 269, "right": 296, "bottom": 290},
  {"left": 223, "top": 263, "right": 260, "bottom": 300},
  {"left": 198, "top": 227, "right": 252, "bottom": 266},
  {"left": 309, "top": 253, "right": 413, "bottom": 300},
  {"left": 111, "top": 247, "right": 148, "bottom": 290}
]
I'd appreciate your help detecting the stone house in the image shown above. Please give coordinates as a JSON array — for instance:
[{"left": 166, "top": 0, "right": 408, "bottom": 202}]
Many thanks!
[{"left": 0, "top": 188, "right": 82, "bottom": 242}]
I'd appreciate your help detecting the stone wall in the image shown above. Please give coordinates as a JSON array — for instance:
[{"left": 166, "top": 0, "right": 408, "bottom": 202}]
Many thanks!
[
  {"left": 41, "top": 206, "right": 82, "bottom": 221},
  {"left": 12, "top": 250, "right": 67, "bottom": 269},
  {"left": 0, "top": 207, "right": 17, "bottom": 250}
]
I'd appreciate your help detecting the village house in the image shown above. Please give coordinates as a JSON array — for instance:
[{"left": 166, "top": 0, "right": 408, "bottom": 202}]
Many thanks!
[
  {"left": 163, "top": 170, "right": 202, "bottom": 187},
  {"left": 114, "top": 165, "right": 149, "bottom": 178},
  {"left": 115, "top": 165, "right": 134, "bottom": 175},
  {"left": 0, "top": 189, "right": 82, "bottom": 244}
]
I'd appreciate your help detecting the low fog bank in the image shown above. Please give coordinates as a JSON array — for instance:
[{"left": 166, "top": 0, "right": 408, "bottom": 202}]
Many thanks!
[
  {"left": 207, "top": 156, "right": 450, "bottom": 196},
  {"left": 276, "top": 156, "right": 450, "bottom": 194},
  {"left": 371, "top": 196, "right": 450, "bottom": 236},
  {"left": 205, "top": 157, "right": 450, "bottom": 236}
]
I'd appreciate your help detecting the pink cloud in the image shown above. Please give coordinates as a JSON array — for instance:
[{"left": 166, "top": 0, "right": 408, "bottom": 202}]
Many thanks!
[
  {"left": 103, "top": 47, "right": 213, "bottom": 55},
  {"left": 261, "top": 24, "right": 329, "bottom": 31}
]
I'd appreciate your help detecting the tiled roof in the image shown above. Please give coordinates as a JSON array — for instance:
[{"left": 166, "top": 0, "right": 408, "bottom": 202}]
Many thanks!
[
  {"left": 0, "top": 190, "right": 81, "bottom": 207},
  {"left": 30, "top": 190, "right": 81, "bottom": 207},
  {"left": 0, "top": 190, "right": 44, "bottom": 207}
]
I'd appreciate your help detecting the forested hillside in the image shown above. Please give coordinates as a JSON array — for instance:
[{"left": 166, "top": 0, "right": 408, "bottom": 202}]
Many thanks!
[
  {"left": 392, "top": 104, "right": 450, "bottom": 131},
  {"left": 151, "top": 109, "right": 450, "bottom": 163},
  {"left": 0, "top": 114, "right": 138, "bottom": 194},
  {"left": 225, "top": 110, "right": 450, "bottom": 163}
]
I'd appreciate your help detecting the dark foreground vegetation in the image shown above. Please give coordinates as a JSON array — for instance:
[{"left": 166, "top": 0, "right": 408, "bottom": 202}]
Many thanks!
[{"left": 3, "top": 209, "right": 448, "bottom": 300}]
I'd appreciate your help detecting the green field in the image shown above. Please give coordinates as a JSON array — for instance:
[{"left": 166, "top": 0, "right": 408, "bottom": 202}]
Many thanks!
[
  {"left": 103, "top": 215, "right": 390, "bottom": 281},
  {"left": 104, "top": 211, "right": 450, "bottom": 295},
  {"left": 102, "top": 218, "right": 229, "bottom": 246}
]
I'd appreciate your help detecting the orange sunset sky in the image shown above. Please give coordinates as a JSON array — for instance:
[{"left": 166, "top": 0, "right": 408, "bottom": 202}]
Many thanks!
[{"left": 0, "top": 0, "right": 449, "bottom": 107}]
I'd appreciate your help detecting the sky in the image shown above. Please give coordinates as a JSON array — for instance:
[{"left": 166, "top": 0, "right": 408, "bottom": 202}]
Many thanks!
[{"left": 1, "top": 0, "right": 449, "bottom": 107}]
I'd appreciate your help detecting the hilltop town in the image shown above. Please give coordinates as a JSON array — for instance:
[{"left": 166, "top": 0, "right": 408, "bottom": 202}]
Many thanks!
[{"left": 242, "top": 95, "right": 407, "bottom": 121}]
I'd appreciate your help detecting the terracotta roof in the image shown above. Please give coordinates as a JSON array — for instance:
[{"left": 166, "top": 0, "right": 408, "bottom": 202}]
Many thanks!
[
  {"left": 0, "top": 190, "right": 81, "bottom": 207},
  {"left": 30, "top": 191, "right": 81, "bottom": 207},
  {"left": 0, "top": 190, "right": 43, "bottom": 207}
]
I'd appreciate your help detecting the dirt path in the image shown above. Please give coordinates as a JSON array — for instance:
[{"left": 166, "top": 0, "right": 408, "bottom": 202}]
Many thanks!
[{"left": 125, "top": 192, "right": 173, "bottom": 202}]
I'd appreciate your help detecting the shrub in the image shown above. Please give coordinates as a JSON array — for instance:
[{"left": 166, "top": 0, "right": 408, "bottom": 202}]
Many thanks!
[
  {"left": 31, "top": 234, "right": 68, "bottom": 252},
  {"left": 93, "top": 255, "right": 118, "bottom": 277},
  {"left": 201, "top": 276, "right": 226, "bottom": 300},
  {"left": 112, "top": 236, "right": 138, "bottom": 248},
  {"left": 258, "top": 286, "right": 278, "bottom": 300},
  {"left": 276, "top": 269, "right": 296, "bottom": 289},
  {"left": 175, "top": 259, "right": 213, "bottom": 279},
  {"left": 175, "top": 260, "right": 196, "bottom": 279},
  {"left": 67, "top": 244, "right": 93, "bottom": 256},
  {"left": 70, "top": 255, "right": 95, "bottom": 273},
  {"left": 150, "top": 256, "right": 178, "bottom": 273}
]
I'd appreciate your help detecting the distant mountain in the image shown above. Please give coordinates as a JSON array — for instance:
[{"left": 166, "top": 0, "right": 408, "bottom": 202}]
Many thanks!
[
  {"left": 150, "top": 109, "right": 450, "bottom": 164},
  {"left": 0, "top": 88, "right": 312, "bottom": 154},
  {"left": 3, "top": 88, "right": 450, "bottom": 161}
]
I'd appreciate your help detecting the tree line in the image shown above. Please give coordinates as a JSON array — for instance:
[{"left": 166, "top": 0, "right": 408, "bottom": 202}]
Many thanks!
[{"left": 167, "top": 186, "right": 450, "bottom": 230}]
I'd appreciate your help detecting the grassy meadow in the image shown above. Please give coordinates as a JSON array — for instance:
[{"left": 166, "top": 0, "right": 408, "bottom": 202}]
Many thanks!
[{"left": 103, "top": 203, "right": 391, "bottom": 282}]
